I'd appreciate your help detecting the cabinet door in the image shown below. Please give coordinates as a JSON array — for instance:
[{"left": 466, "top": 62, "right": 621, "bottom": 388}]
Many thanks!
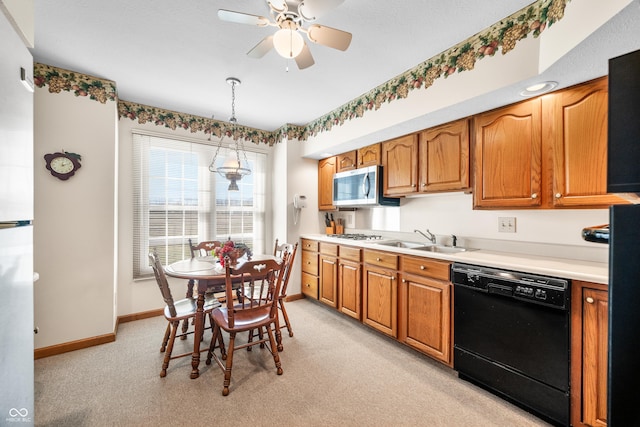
[
  {"left": 301, "top": 271, "right": 319, "bottom": 299},
  {"left": 357, "top": 143, "right": 381, "bottom": 168},
  {"left": 318, "top": 156, "right": 336, "bottom": 211},
  {"left": 382, "top": 134, "right": 419, "bottom": 195},
  {"left": 362, "top": 265, "right": 397, "bottom": 337},
  {"left": 473, "top": 99, "right": 542, "bottom": 208},
  {"left": 339, "top": 259, "right": 361, "bottom": 320},
  {"left": 546, "top": 78, "right": 625, "bottom": 208},
  {"left": 319, "top": 255, "right": 338, "bottom": 308},
  {"left": 337, "top": 151, "right": 357, "bottom": 172},
  {"left": 419, "top": 118, "right": 470, "bottom": 192},
  {"left": 571, "top": 281, "right": 608, "bottom": 427},
  {"left": 399, "top": 275, "right": 451, "bottom": 364},
  {"left": 582, "top": 287, "right": 609, "bottom": 427}
]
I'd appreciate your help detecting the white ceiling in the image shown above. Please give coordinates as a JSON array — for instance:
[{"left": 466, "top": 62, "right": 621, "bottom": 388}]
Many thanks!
[{"left": 31, "top": 0, "right": 640, "bottom": 145}]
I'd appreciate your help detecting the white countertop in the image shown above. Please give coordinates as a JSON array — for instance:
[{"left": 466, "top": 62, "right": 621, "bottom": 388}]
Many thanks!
[{"left": 301, "top": 234, "right": 608, "bottom": 285}]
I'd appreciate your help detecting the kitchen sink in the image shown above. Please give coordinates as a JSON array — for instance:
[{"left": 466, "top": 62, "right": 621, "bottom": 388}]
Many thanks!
[
  {"left": 376, "top": 240, "right": 427, "bottom": 249},
  {"left": 413, "top": 245, "right": 473, "bottom": 253}
]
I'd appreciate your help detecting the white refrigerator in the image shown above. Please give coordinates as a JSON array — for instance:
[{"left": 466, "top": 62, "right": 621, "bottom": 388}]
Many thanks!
[{"left": 0, "top": 8, "right": 34, "bottom": 426}]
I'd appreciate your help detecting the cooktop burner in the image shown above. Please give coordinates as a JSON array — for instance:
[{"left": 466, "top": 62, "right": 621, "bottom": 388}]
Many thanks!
[{"left": 328, "top": 233, "right": 383, "bottom": 240}]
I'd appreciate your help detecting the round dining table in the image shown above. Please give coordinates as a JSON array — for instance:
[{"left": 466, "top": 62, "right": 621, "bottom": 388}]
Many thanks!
[{"left": 164, "top": 254, "right": 280, "bottom": 379}]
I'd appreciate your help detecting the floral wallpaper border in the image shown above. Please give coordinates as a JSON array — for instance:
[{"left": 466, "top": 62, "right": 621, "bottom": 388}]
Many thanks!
[{"left": 34, "top": 0, "right": 569, "bottom": 145}]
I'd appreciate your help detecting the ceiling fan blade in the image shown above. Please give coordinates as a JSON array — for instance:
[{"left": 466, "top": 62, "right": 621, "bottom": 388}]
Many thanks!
[
  {"left": 295, "top": 42, "right": 315, "bottom": 69},
  {"left": 307, "top": 24, "right": 352, "bottom": 51},
  {"left": 247, "top": 36, "right": 274, "bottom": 58},
  {"left": 218, "top": 9, "right": 270, "bottom": 27},
  {"left": 298, "top": 0, "right": 344, "bottom": 20}
]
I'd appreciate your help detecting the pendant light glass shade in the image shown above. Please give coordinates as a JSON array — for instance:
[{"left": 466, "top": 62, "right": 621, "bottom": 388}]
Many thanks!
[{"left": 208, "top": 78, "right": 251, "bottom": 191}]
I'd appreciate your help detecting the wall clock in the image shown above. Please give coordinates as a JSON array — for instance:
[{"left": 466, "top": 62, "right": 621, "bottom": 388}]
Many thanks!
[{"left": 44, "top": 151, "right": 82, "bottom": 180}]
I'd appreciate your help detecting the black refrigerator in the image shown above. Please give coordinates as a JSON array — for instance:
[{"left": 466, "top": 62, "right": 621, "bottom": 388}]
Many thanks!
[{"left": 606, "top": 49, "right": 640, "bottom": 427}]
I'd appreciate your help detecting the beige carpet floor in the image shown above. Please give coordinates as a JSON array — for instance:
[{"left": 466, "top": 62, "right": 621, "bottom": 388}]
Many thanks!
[{"left": 34, "top": 299, "right": 550, "bottom": 426}]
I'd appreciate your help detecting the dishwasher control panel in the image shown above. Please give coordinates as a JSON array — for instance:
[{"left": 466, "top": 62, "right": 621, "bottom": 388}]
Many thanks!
[{"left": 452, "top": 263, "right": 570, "bottom": 310}]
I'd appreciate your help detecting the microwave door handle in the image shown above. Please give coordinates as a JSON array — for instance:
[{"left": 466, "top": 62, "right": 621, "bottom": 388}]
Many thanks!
[{"left": 362, "top": 172, "right": 371, "bottom": 197}]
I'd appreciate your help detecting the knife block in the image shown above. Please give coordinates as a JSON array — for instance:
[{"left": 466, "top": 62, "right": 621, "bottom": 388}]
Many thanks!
[
  {"left": 325, "top": 226, "right": 335, "bottom": 234},
  {"left": 335, "top": 225, "right": 344, "bottom": 234}
]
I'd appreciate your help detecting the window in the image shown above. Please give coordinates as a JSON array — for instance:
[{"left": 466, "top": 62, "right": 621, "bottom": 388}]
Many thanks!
[{"left": 133, "top": 132, "right": 267, "bottom": 278}]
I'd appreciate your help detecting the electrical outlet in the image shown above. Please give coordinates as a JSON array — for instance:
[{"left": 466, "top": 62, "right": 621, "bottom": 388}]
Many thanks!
[
  {"left": 498, "top": 217, "right": 516, "bottom": 233},
  {"left": 343, "top": 212, "right": 355, "bottom": 228}
]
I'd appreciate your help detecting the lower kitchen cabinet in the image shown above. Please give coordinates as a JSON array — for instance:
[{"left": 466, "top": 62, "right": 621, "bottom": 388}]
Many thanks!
[
  {"left": 571, "top": 280, "right": 609, "bottom": 427},
  {"left": 301, "top": 239, "right": 319, "bottom": 299},
  {"left": 399, "top": 256, "right": 452, "bottom": 366},
  {"left": 319, "top": 243, "right": 339, "bottom": 308},
  {"left": 362, "top": 250, "right": 399, "bottom": 337},
  {"left": 338, "top": 246, "right": 362, "bottom": 320}
]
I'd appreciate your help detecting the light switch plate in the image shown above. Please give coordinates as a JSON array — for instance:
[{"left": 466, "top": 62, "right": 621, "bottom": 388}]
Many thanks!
[{"left": 498, "top": 217, "right": 516, "bottom": 233}]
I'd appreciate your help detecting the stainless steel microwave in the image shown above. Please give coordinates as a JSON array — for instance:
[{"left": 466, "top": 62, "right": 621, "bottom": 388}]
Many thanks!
[{"left": 332, "top": 165, "right": 400, "bottom": 207}]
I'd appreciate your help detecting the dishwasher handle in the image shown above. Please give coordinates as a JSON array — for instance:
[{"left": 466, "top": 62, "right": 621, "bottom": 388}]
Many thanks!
[{"left": 488, "top": 283, "right": 513, "bottom": 297}]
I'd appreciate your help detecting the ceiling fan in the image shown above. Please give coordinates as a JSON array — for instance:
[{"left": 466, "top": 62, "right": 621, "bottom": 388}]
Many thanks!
[{"left": 218, "top": 0, "right": 352, "bottom": 70}]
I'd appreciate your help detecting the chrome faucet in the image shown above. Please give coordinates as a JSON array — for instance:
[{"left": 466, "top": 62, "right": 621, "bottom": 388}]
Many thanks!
[{"left": 414, "top": 229, "right": 436, "bottom": 244}]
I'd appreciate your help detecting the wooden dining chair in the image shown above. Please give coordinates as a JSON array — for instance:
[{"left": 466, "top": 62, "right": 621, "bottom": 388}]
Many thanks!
[
  {"left": 206, "top": 253, "right": 289, "bottom": 396},
  {"left": 149, "top": 251, "right": 223, "bottom": 378},
  {"left": 273, "top": 240, "right": 299, "bottom": 341},
  {"left": 189, "top": 239, "right": 221, "bottom": 258}
]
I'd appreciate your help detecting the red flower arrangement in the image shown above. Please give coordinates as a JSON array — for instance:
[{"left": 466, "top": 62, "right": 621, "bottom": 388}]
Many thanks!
[{"left": 214, "top": 240, "right": 252, "bottom": 267}]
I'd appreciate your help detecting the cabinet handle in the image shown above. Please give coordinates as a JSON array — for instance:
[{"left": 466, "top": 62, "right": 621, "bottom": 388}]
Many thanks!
[
  {"left": 390, "top": 276, "right": 396, "bottom": 281},
  {"left": 376, "top": 257, "right": 381, "bottom": 261},
  {"left": 531, "top": 193, "right": 538, "bottom": 199},
  {"left": 305, "top": 283, "right": 310, "bottom": 288},
  {"left": 420, "top": 265, "right": 426, "bottom": 270},
  {"left": 421, "top": 183, "right": 426, "bottom": 187},
  {"left": 411, "top": 184, "right": 416, "bottom": 188},
  {"left": 586, "top": 297, "right": 595, "bottom": 304},
  {"left": 555, "top": 193, "right": 562, "bottom": 199},
  {"left": 402, "top": 279, "right": 406, "bottom": 283}
]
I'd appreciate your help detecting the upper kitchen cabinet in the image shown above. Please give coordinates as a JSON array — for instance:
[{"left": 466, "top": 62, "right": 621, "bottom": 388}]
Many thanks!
[
  {"left": 318, "top": 156, "right": 336, "bottom": 211},
  {"left": 382, "top": 134, "right": 419, "bottom": 196},
  {"left": 473, "top": 98, "right": 543, "bottom": 208},
  {"left": 419, "top": 118, "right": 471, "bottom": 193},
  {"left": 474, "top": 77, "right": 626, "bottom": 209},
  {"left": 545, "top": 77, "right": 625, "bottom": 208},
  {"left": 337, "top": 151, "right": 358, "bottom": 172},
  {"left": 357, "top": 143, "right": 381, "bottom": 168}
]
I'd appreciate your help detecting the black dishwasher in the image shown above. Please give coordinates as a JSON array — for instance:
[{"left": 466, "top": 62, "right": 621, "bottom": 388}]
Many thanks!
[{"left": 452, "top": 263, "right": 570, "bottom": 427}]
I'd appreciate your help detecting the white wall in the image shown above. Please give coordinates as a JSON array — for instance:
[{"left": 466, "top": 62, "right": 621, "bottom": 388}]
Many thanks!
[{"left": 33, "top": 89, "right": 117, "bottom": 348}]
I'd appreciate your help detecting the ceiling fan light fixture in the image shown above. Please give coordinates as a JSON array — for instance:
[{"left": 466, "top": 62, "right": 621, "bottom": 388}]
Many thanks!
[{"left": 273, "top": 28, "right": 304, "bottom": 58}]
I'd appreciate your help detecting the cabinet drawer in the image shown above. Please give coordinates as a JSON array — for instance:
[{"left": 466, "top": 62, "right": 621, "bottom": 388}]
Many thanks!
[
  {"left": 301, "top": 239, "right": 319, "bottom": 252},
  {"left": 301, "top": 272, "right": 318, "bottom": 299},
  {"left": 401, "top": 256, "right": 450, "bottom": 281},
  {"left": 339, "top": 245, "right": 361, "bottom": 262},
  {"left": 363, "top": 249, "right": 398, "bottom": 270},
  {"left": 301, "top": 251, "right": 318, "bottom": 275},
  {"left": 320, "top": 242, "right": 338, "bottom": 256}
]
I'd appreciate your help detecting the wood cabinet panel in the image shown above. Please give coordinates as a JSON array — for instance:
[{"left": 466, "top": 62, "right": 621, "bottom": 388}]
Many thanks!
[
  {"left": 401, "top": 256, "right": 450, "bottom": 281},
  {"left": 320, "top": 242, "right": 338, "bottom": 257},
  {"left": 546, "top": 78, "right": 625, "bottom": 207},
  {"left": 571, "top": 280, "right": 608, "bottom": 427},
  {"left": 339, "top": 259, "right": 361, "bottom": 320},
  {"left": 363, "top": 249, "right": 398, "bottom": 270},
  {"left": 301, "top": 272, "right": 318, "bottom": 299},
  {"left": 362, "top": 264, "right": 397, "bottom": 337},
  {"left": 473, "top": 98, "right": 543, "bottom": 208},
  {"left": 319, "top": 255, "right": 338, "bottom": 307},
  {"left": 419, "top": 118, "right": 470, "bottom": 192},
  {"left": 339, "top": 245, "right": 361, "bottom": 262},
  {"left": 399, "top": 275, "right": 451, "bottom": 364},
  {"left": 337, "top": 150, "right": 357, "bottom": 172},
  {"left": 382, "top": 134, "right": 419, "bottom": 195},
  {"left": 301, "top": 239, "right": 319, "bottom": 252},
  {"left": 357, "top": 143, "right": 381, "bottom": 167},
  {"left": 301, "top": 250, "right": 318, "bottom": 276},
  {"left": 318, "top": 156, "right": 336, "bottom": 211}
]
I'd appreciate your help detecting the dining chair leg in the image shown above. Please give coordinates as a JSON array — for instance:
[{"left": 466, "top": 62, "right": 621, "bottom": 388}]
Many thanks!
[
  {"left": 222, "top": 333, "right": 236, "bottom": 396},
  {"left": 160, "top": 323, "right": 171, "bottom": 353},
  {"left": 266, "top": 325, "right": 283, "bottom": 375},
  {"left": 274, "top": 315, "right": 283, "bottom": 352},
  {"left": 161, "top": 321, "right": 179, "bottom": 378},
  {"left": 279, "top": 298, "right": 294, "bottom": 337}
]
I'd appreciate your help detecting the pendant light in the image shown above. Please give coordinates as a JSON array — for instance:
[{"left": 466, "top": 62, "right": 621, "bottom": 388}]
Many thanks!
[{"left": 209, "top": 77, "right": 251, "bottom": 191}]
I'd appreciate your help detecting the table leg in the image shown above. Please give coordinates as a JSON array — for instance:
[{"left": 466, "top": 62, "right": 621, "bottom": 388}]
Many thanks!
[{"left": 190, "top": 280, "right": 206, "bottom": 379}]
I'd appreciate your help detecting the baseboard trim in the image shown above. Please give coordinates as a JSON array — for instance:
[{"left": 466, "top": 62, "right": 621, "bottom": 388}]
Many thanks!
[
  {"left": 34, "top": 309, "right": 164, "bottom": 359},
  {"left": 286, "top": 293, "right": 304, "bottom": 302}
]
